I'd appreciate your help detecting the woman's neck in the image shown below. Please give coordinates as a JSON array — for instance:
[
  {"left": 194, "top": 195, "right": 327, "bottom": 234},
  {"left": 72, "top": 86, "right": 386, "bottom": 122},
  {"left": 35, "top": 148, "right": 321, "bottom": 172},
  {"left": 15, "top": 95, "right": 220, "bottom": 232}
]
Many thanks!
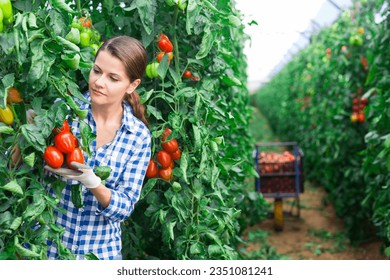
[{"left": 91, "top": 102, "right": 123, "bottom": 126}]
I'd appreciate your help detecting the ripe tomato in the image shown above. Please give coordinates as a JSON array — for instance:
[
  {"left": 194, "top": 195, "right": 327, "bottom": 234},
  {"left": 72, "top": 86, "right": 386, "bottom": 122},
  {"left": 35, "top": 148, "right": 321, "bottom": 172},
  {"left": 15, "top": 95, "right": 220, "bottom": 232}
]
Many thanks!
[
  {"left": 161, "top": 127, "right": 172, "bottom": 141},
  {"left": 66, "top": 148, "right": 85, "bottom": 169},
  {"left": 44, "top": 146, "right": 64, "bottom": 169},
  {"left": 146, "top": 159, "right": 159, "bottom": 178},
  {"left": 361, "top": 98, "right": 368, "bottom": 105},
  {"left": 157, "top": 51, "right": 173, "bottom": 63},
  {"left": 162, "top": 138, "right": 179, "bottom": 154},
  {"left": 79, "top": 17, "right": 92, "bottom": 28},
  {"left": 183, "top": 70, "right": 192, "bottom": 78},
  {"left": 52, "top": 120, "right": 70, "bottom": 135},
  {"left": 159, "top": 167, "right": 173, "bottom": 181},
  {"left": 357, "top": 112, "right": 365, "bottom": 122},
  {"left": 157, "top": 150, "right": 172, "bottom": 169},
  {"left": 158, "top": 34, "right": 173, "bottom": 52},
  {"left": 170, "top": 149, "right": 181, "bottom": 161},
  {"left": 54, "top": 131, "right": 77, "bottom": 154},
  {"left": 7, "top": 87, "right": 23, "bottom": 103}
]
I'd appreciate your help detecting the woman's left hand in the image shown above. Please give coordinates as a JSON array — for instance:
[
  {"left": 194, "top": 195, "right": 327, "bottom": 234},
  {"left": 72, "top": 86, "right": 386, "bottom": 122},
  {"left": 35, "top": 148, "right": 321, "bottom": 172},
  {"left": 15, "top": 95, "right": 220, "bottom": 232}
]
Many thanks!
[{"left": 45, "top": 162, "right": 102, "bottom": 189}]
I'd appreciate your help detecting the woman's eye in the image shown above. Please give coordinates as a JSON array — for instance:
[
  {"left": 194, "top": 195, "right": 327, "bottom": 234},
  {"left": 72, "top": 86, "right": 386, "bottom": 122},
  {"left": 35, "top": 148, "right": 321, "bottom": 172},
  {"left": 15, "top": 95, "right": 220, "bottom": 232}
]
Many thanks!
[
  {"left": 93, "top": 68, "right": 100, "bottom": 73},
  {"left": 110, "top": 77, "right": 119, "bottom": 82}
]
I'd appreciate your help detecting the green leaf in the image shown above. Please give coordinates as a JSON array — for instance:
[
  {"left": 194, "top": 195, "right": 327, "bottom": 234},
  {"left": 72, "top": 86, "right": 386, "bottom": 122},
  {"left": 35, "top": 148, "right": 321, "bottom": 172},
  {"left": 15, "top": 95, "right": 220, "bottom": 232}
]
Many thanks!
[
  {"left": 140, "top": 178, "right": 158, "bottom": 200},
  {"left": 124, "top": 0, "right": 156, "bottom": 35},
  {"left": 79, "top": 120, "right": 96, "bottom": 156},
  {"left": 24, "top": 152, "right": 35, "bottom": 167},
  {"left": 0, "top": 123, "right": 14, "bottom": 134},
  {"left": 180, "top": 150, "right": 189, "bottom": 184},
  {"left": 20, "top": 124, "right": 46, "bottom": 153},
  {"left": 140, "top": 89, "right": 154, "bottom": 104},
  {"left": 0, "top": 73, "right": 15, "bottom": 109},
  {"left": 196, "top": 24, "right": 216, "bottom": 59},
  {"left": 1, "top": 180, "right": 24, "bottom": 195},
  {"left": 186, "top": 0, "right": 202, "bottom": 34},
  {"left": 146, "top": 105, "right": 163, "bottom": 120}
]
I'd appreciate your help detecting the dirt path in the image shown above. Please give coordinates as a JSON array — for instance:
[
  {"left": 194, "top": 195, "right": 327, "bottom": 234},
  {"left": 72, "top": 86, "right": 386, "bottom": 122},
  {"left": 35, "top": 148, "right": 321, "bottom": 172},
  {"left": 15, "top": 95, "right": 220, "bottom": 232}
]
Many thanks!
[{"left": 243, "top": 182, "right": 388, "bottom": 260}]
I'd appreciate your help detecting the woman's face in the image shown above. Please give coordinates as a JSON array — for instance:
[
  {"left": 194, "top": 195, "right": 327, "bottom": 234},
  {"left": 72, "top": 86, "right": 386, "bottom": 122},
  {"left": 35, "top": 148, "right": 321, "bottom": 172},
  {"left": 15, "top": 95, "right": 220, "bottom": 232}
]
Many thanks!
[{"left": 89, "top": 50, "right": 139, "bottom": 106}]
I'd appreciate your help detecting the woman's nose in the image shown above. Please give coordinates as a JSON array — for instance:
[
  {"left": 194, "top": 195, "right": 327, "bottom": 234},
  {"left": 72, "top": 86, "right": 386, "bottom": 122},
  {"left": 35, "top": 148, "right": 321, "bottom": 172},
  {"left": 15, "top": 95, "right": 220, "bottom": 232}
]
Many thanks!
[{"left": 94, "top": 75, "right": 105, "bottom": 88}]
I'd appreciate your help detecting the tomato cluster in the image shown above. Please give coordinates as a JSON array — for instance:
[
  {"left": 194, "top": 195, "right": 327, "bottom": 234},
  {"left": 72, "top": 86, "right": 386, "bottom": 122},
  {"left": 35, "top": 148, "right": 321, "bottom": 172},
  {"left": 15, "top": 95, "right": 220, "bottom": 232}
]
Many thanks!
[
  {"left": 146, "top": 128, "right": 182, "bottom": 181},
  {"left": 350, "top": 97, "right": 368, "bottom": 123},
  {"left": 145, "top": 33, "right": 174, "bottom": 79},
  {"left": 43, "top": 120, "right": 85, "bottom": 169},
  {"left": 67, "top": 16, "right": 102, "bottom": 54},
  {"left": 0, "top": 0, "right": 14, "bottom": 33}
]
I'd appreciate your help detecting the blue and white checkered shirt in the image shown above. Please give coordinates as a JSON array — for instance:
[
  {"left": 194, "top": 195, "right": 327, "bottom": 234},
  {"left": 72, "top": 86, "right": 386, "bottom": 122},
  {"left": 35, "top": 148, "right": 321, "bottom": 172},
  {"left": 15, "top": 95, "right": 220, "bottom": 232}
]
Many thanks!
[{"left": 47, "top": 92, "right": 151, "bottom": 260}]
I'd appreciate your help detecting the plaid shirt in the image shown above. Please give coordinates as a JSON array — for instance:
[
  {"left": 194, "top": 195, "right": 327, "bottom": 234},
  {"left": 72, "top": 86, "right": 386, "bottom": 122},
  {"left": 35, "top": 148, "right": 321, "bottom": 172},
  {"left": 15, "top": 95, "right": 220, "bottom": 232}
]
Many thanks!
[{"left": 47, "top": 92, "right": 151, "bottom": 260}]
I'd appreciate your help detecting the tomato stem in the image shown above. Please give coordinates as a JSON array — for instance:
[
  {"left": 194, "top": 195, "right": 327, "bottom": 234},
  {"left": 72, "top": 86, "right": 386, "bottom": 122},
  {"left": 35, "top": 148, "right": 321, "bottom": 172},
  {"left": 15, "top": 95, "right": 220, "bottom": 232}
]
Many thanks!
[{"left": 172, "top": 6, "right": 180, "bottom": 76}]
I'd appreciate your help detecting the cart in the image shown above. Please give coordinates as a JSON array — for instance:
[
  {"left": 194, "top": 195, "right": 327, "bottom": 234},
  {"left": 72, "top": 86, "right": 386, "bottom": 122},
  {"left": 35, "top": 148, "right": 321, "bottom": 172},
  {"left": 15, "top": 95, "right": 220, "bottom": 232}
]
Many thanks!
[{"left": 254, "top": 142, "right": 304, "bottom": 231}]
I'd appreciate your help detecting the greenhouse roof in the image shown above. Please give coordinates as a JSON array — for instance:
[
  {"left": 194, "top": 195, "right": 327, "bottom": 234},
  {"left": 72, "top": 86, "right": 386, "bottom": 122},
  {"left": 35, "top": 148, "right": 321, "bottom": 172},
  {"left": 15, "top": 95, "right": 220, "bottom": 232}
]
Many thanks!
[{"left": 236, "top": 0, "right": 353, "bottom": 92}]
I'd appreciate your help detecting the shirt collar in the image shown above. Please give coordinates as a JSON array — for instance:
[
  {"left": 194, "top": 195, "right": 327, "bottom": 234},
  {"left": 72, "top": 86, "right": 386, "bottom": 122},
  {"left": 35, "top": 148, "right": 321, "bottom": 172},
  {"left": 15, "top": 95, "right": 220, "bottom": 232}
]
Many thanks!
[{"left": 81, "top": 92, "right": 135, "bottom": 133}]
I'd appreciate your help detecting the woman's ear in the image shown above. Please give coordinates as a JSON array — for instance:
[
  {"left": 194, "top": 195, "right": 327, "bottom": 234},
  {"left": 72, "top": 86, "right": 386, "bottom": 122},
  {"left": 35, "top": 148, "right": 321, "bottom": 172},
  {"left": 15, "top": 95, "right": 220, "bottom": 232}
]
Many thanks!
[{"left": 126, "top": 79, "right": 141, "bottom": 94}]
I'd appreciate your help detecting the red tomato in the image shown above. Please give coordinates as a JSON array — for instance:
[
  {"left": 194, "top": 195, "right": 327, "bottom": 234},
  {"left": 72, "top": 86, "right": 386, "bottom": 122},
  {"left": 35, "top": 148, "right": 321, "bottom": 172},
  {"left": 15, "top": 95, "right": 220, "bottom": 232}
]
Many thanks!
[
  {"left": 357, "top": 112, "right": 365, "bottom": 122},
  {"left": 79, "top": 17, "right": 92, "bottom": 28},
  {"left": 170, "top": 149, "right": 181, "bottom": 161},
  {"left": 162, "top": 138, "right": 178, "bottom": 154},
  {"left": 44, "top": 146, "right": 64, "bottom": 169},
  {"left": 183, "top": 70, "right": 192, "bottom": 78},
  {"left": 158, "top": 34, "right": 173, "bottom": 52},
  {"left": 54, "top": 131, "right": 77, "bottom": 154},
  {"left": 157, "top": 51, "right": 173, "bottom": 63},
  {"left": 66, "top": 148, "right": 85, "bottom": 169},
  {"left": 146, "top": 159, "right": 159, "bottom": 178},
  {"left": 159, "top": 167, "right": 173, "bottom": 181},
  {"left": 157, "top": 150, "right": 172, "bottom": 169},
  {"left": 52, "top": 120, "right": 70, "bottom": 135},
  {"left": 161, "top": 128, "right": 172, "bottom": 142},
  {"left": 361, "top": 98, "right": 368, "bottom": 105}
]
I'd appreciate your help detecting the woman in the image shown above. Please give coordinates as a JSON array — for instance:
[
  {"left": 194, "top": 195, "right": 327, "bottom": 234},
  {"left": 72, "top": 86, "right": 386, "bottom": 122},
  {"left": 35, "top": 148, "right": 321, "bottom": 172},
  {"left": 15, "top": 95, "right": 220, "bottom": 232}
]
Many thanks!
[{"left": 44, "top": 36, "right": 151, "bottom": 260}]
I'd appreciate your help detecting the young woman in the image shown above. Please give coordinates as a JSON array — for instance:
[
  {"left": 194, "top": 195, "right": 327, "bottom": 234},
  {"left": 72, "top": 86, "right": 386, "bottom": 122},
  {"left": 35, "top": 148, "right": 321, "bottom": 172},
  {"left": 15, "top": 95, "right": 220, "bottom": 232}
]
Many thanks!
[{"left": 44, "top": 36, "right": 151, "bottom": 260}]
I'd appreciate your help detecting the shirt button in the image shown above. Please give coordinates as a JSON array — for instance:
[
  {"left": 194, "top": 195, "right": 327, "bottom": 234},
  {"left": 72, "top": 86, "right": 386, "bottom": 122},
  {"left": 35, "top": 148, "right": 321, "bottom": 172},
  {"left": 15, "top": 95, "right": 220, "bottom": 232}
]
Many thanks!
[
  {"left": 80, "top": 208, "right": 84, "bottom": 212},
  {"left": 72, "top": 245, "right": 78, "bottom": 250},
  {"left": 76, "top": 226, "right": 82, "bottom": 231}
]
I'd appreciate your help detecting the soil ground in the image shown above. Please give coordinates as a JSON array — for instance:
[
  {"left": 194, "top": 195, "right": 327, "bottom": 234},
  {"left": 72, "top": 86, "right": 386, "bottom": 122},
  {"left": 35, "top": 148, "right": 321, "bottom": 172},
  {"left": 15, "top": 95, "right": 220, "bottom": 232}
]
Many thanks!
[{"left": 242, "top": 182, "right": 388, "bottom": 260}]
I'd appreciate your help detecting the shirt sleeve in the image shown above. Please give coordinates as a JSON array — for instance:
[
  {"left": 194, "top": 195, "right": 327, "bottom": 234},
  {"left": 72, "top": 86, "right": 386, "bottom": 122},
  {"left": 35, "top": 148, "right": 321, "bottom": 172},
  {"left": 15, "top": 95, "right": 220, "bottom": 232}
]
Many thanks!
[{"left": 96, "top": 132, "right": 151, "bottom": 222}]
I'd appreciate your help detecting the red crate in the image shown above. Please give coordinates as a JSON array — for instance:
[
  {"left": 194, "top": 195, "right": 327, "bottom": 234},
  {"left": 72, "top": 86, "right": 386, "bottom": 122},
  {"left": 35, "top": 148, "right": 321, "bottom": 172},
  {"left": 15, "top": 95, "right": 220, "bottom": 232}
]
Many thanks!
[{"left": 255, "top": 142, "right": 304, "bottom": 197}]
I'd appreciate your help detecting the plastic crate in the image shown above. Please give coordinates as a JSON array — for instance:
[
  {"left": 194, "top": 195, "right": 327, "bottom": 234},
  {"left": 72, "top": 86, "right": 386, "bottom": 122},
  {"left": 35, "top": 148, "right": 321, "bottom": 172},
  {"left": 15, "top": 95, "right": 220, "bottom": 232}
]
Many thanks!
[{"left": 254, "top": 142, "right": 304, "bottom": 198}]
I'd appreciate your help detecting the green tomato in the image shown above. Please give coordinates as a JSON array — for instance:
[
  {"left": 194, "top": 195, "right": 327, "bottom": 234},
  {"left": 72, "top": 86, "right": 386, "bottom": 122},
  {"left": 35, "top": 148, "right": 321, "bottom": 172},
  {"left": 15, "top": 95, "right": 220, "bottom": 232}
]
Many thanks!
[
  {"left": 80, "top": 31, "right": 91, "bottom": 47},
  {"left": 0, "top": 0, "right": 13, "bottom": 20},
  {"left": 178, "top": 0, "right": 187, "bottom": 10},
  {"left": 145, "top": 62, "right": 159, "bottom": 79},
  {"left": 90, "top": 43, "right": 99, "bottom": 55},
  {"left": 71, "top": 20, "right": 82, "bottom": 31}
]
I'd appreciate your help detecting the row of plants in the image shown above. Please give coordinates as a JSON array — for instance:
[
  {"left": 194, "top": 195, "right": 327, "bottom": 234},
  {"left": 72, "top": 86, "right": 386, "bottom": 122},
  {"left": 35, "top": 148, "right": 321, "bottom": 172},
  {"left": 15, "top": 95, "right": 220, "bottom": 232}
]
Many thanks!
[
  {"left": 252, "top": 0, "right": 389, "bottom": 256},
  {"left": 0, "top": 0, "right": 265, "bottom": 259}
]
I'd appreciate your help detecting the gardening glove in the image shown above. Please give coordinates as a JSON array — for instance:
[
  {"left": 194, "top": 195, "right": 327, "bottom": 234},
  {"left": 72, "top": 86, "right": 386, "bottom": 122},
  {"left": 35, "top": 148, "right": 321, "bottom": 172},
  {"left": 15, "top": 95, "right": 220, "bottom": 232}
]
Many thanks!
[{"left": 44, "top": 162, "right": 102, "bottom": 189}]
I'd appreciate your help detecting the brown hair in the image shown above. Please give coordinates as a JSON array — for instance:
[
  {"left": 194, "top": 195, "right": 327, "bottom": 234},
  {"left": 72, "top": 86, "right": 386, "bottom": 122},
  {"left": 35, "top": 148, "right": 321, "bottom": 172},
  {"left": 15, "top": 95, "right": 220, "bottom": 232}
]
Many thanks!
[{"left": 97, "top": 36, "right": 149, "bottom": 127}]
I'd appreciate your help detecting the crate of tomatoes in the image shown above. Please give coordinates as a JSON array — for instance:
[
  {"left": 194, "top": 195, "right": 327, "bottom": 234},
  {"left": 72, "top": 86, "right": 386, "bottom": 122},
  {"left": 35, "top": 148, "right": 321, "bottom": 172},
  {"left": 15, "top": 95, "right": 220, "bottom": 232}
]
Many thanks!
[{"left": 254, "top": 142, "right": 304, "bottom": 197}]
